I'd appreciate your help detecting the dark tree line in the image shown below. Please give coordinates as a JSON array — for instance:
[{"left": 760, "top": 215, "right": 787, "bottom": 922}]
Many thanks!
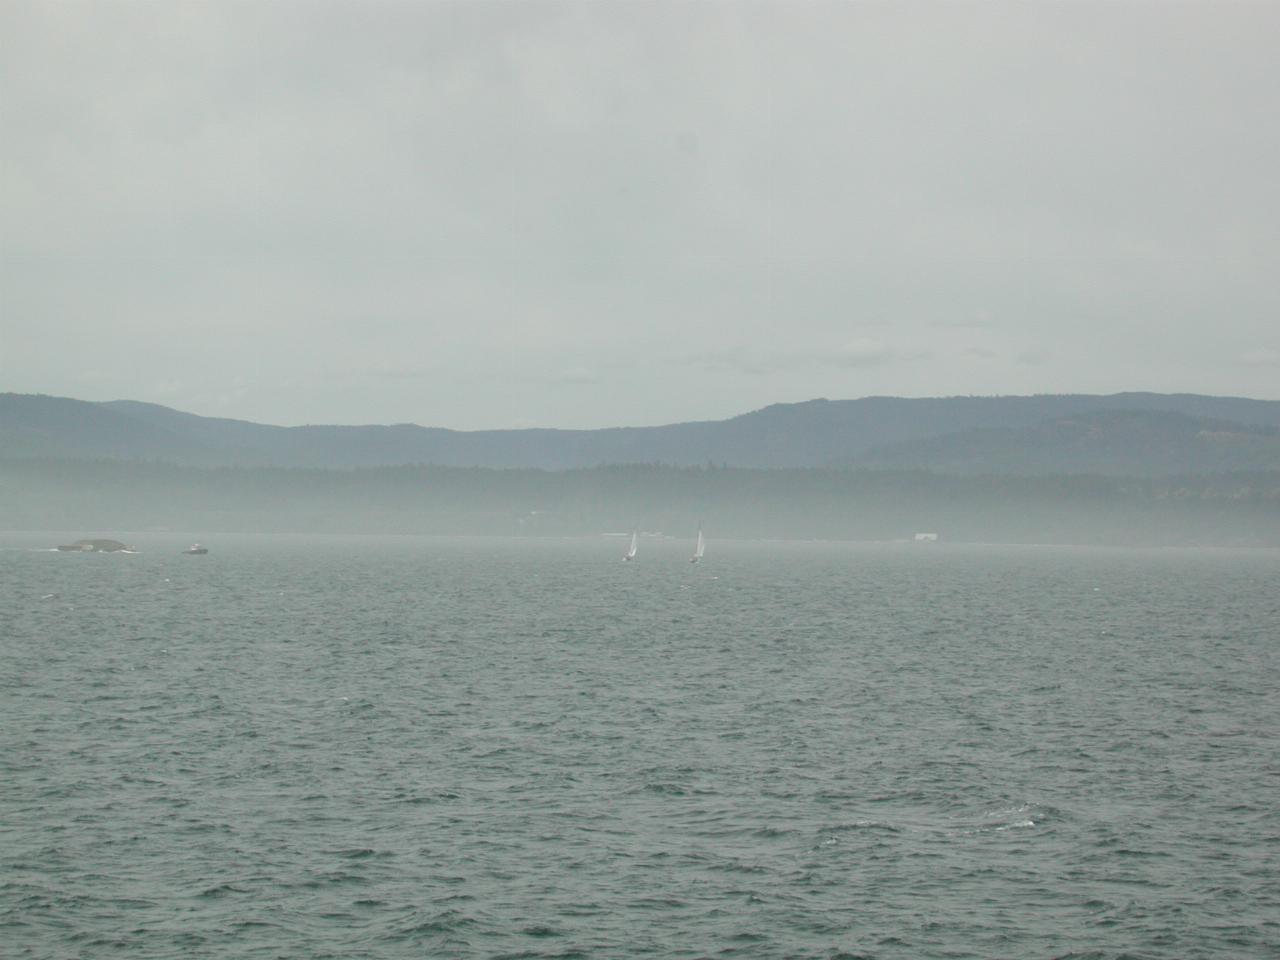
[{"left": 3, "top": 458, "right": 1278, "bottom": 546}]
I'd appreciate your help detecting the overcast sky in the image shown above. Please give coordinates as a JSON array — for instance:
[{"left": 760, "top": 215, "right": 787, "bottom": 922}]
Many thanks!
[{"left": 3, "top": 1, "right": 1278, "bottom": 429}]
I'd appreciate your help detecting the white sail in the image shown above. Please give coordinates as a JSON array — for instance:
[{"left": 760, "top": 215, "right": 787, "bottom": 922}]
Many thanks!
[
  {"left": 624, "top": 531, "right": 638, "bottom": 560},
  {"left": 690, "top": 527, "right": 705, "bottom": 563}
]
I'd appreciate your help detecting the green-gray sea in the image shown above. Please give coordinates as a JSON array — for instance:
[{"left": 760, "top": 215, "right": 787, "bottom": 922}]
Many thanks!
[{"left": 2, "top": 534, "right": 1277, "bottom": 958}]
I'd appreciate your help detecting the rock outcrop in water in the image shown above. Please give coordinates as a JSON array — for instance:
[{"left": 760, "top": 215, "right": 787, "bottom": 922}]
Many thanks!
[{"left": 56, "top": 538, "right": 134, "bottom": 552}]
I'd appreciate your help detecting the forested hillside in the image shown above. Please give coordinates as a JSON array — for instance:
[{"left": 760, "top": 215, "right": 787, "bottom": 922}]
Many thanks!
[{"left": 5, "top": 392, "right": 1280, "bottom": 471}]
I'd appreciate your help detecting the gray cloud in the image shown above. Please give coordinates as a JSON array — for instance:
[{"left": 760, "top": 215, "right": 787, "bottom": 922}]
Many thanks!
[
  {"left": 1239, "top": 348, "right": 1280, "bottom": 367},
  {"left": 827, "top": 339, "right": 931, "bottom": 369},
  {"left": 3, "top": 1, "right": 1278, "bottom": 428},
  {"left": 688, "top": 337, "right": 929, "bottom": 376}
]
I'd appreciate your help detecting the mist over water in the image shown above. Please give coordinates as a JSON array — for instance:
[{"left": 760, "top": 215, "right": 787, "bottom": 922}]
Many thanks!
[{"left": 3, "top": 535, "right": 1278, "bottom": 958}]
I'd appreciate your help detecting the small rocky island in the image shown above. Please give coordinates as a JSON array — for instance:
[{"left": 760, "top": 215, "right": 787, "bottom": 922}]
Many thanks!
[{"left": 56, "top": 539, "right": 135, "bottom": 552}]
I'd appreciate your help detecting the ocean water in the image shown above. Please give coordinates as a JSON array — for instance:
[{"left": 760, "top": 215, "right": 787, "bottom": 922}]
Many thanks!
[{"left": 2, "top": 534, "right": 1277, "bottom": 959}]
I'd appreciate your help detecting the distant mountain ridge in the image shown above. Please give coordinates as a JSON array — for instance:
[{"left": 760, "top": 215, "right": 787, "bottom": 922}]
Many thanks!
[{"left": 4, "top": 391, "right": 1280, "bottom": 473}]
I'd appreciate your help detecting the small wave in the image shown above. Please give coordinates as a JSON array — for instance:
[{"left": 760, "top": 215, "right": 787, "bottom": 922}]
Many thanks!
[
  {"left": 392, "top": 909, "right": 477, "bottom": 938},
  {"left": 318, "top": 871, "right": 370, "bottom": 885},
  {"left": 640, "top": 782, "right": 689, "bottom": 796},
  {"left": 995, "top": 819, "right": 1036, "bottom": 831},
  {"left": 231, "top": 920, "right": 277, "bottom": 932},
  {"left": 398, "top": 790, "right": 463, "bottom": 804},
  {"left": 706, "top": 860, "right": 768, "bottom": 874},
  {"left": 195, "top": 885, "right": 245, "bottom": 901},
  {"left": 629, "top": 896, "right": 687, "bottom": 909},
  {"left": 828, "top": 819, "right": 902, "bottom": 834},
  {"left": 338, "top": 848, "right": 377, "bottom": 859},
  {"left": 753, "top": 826, "right": 791, "bottom": 838},
  {"left": 865, "top": 790, "right": 928, "bottom": 803},
  {"left": 554, "top": 902, "right": 605, "bottom": 917},
  {"left": 520, "top": 924, "right": 563, "bottom": 938}
]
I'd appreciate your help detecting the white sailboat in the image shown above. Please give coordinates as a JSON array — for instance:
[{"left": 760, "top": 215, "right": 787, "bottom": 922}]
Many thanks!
[
  {"left": 623, "top": 530, "right": 638, "bottom": 561},
  {"left": 690, "top": 526, "right": 705, "bottom": 563}
]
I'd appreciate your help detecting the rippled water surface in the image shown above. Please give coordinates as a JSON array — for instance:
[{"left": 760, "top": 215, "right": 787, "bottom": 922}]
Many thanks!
[{"left": 2, "top": 534, "right": 1278, "bottom": 959}]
